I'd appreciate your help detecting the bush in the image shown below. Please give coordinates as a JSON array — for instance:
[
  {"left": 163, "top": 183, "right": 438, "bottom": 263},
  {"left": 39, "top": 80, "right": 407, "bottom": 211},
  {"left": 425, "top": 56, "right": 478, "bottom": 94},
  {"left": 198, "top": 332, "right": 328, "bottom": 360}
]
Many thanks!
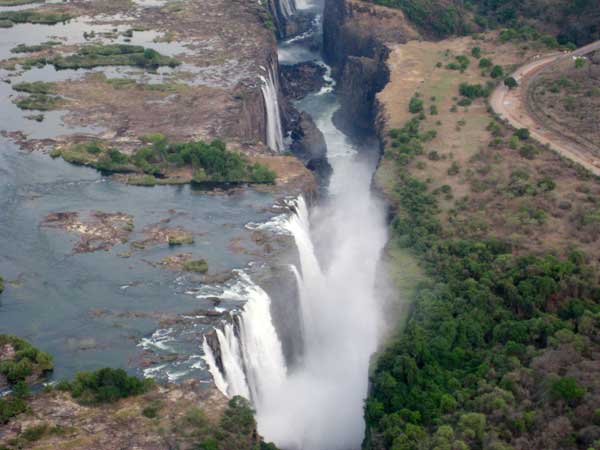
[
  {"left": 409, "top": 96, "right": 424, "bottom": 114},
  {"left": 490, "top": 65, "right": 504, "bottom": 79},
  {"left": 514, "top": 128, "right": 530, "bottom": 140},
  {"left": 448, "top": 161, "right": 460, "bottom": 175},
  {"left": 459, "top": 83, "right": 489, "bottom": 98},
  {"left": 479, "top": 58, "right": 492, "bottom": 69},
  {"left": 550, "top": 377, "right": 585, "bottom": 405},
  {"left": 183, "top": 259, "right": 209, "bottom": 273},
  {"left": 504, "top": 77, "right": 518, "bottom": 89},
  {"left": 62, "top": 368, "right": 153, "bottom": 404},
  {"left": 471, "top": 47, "right": 481, "bottom": 58},
  {"left": 0, "top": 335, "right": 53, "bottom": 385}
]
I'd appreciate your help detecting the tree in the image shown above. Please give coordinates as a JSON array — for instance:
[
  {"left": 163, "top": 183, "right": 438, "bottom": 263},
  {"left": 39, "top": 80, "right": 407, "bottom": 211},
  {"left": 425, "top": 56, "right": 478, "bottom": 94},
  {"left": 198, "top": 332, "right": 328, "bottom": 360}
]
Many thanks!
[
  {"left": 504, "top": 77, "right": 518, "bottom": 89},
  {"left": 514, "top": 128, "right": 530, "bottom": 140},
  {"left": 491, "top": 65, "right": 504, "bottom": 78},
  {"left": 409, "top": 96, "right": 424, "bottom": 114},
  {"left": 479, "top": 58, "right": 492, "bottom": 69}
]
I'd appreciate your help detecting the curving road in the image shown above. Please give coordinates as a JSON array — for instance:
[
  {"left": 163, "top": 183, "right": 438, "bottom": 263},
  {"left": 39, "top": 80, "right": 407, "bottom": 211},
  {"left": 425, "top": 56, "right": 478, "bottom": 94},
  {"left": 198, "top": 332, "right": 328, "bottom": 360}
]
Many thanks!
[{"left": 490, "top": 40, "right": 600, "bottom": 176}]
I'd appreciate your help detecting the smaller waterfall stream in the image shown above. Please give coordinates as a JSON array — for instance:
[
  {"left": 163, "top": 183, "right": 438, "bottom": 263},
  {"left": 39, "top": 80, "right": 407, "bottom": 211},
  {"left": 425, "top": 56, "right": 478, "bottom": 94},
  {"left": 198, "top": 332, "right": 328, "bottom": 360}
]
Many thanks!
[{"left": 260, "top": 63, "right": 285, "bottom": 153}]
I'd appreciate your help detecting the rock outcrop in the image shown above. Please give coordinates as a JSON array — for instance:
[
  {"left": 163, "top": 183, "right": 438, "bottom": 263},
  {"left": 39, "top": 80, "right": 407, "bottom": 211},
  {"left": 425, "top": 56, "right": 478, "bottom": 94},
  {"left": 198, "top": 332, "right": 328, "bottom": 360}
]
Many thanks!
[{"left": 323, "top": 0, "right": 418, "bottom": 131}]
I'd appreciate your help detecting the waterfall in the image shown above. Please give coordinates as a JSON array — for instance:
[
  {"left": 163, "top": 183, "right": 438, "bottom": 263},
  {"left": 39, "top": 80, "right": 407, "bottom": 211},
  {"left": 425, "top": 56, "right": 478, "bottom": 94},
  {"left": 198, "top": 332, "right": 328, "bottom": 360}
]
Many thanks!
[
  {"left": 293, "top": 0, "right": 311, "bottom": 10},
  {"left": 278, "top": 0, "right": 296, "bottom": 19},
  {"left": 202, "top": 336, "right": 229, "bottom": 395},
  {"left": 260, "top": 63, "right": 285, "bottom": 153},
  {"left": 203, "top": 271, "right": 287, "bottom": 406}
]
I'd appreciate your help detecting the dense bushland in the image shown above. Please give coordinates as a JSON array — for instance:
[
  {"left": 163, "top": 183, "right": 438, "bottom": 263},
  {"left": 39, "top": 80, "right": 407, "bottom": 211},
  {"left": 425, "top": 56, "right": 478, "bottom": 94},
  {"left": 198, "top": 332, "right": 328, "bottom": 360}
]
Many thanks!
[
  {"left": 369, "top": 0, "right": 599, "bottom": 44},
  {"left": 56, "top": 367, "right": 153, "bottom": 405},
  {"left": 365, "top": 101, "right": 600, "bottom": 449}
]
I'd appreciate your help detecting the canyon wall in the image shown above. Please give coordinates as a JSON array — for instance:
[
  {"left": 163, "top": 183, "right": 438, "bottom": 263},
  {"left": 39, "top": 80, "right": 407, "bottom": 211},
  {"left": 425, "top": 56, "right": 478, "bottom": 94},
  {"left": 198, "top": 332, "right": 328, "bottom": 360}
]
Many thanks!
[{"left": 323, "top": 0, "right": 418, "bottom": 131}]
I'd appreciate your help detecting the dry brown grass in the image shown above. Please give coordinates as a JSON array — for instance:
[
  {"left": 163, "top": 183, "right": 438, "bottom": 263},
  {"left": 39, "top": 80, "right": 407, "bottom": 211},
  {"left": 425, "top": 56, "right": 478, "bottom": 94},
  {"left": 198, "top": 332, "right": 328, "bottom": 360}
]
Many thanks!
[{"left": 376, "top": 33, "right": 600, "bottom": 260}]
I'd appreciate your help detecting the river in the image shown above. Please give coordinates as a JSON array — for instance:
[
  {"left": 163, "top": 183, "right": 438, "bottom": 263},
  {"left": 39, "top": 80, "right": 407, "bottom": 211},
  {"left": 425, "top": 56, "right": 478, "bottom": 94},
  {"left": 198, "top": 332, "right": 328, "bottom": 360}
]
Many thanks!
[{"left": 205, "top": 3, "right": 389, "bottom": 448}]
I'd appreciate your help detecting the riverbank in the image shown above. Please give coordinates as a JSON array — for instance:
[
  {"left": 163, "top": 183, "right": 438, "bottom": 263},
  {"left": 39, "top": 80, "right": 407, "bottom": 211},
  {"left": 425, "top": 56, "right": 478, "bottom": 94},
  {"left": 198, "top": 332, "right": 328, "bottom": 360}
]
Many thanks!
[{"left": 322, "top": 1, "right": 600, "bottom": 448}]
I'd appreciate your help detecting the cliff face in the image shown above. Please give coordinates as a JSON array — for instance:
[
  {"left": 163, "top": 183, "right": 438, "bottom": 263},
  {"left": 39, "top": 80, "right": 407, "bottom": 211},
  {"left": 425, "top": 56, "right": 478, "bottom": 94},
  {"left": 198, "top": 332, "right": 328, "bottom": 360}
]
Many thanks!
[{"left": 323, "top": 0, "right": 418, "bottom": 131}]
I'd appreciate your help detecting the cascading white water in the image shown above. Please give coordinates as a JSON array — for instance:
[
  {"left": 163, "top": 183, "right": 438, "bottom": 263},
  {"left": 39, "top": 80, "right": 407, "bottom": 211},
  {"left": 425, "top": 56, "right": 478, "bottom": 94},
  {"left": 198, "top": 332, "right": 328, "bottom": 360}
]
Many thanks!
[
  {"left": 202, "top": 271, "right": 287, "bottom": 408},
  {"left": 278, "top": 0, "right": 296, "bottom": 18},
  {"left": 205, "top": 5, "right": 388, "bottom": 448},
  {"left": 260, "top": 63, "right": 285, "bottom": 153},
  {"left": 202, "top": 336, "right": 229, "bottom": 395}
]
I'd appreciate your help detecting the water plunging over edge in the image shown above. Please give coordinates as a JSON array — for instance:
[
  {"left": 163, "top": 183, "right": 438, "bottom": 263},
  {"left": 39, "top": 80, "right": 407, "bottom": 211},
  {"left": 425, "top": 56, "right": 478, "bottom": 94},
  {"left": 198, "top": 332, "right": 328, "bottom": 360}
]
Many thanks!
[{"left": 204, "top": 3, "right": 389, "bottom": 449}]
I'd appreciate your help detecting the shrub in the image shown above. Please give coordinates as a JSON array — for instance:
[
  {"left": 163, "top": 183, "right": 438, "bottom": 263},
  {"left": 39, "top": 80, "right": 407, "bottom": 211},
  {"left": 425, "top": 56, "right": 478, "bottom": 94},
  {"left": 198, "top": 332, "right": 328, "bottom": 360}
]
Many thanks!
[
  {"left": 430, "top": 104, "right": 438, "bottom": 115},
  {"left": 550, "top": 377, "right": 585, "bottom": 405},
  {"left": 409, "top": 96, "right": 424, "bottom": 114},
  {"left": 183, "top": 259, "right": 209, "bottom": 273},
  {"left": 459, "top": 83, "right": 489, "bottom": 98},
  {"left": 62, "top": 368, "right": 153, "bottom": 404},
  {"left": 479, "top": 58, "right": 492, "bottom": 69},
  {"left": 448, "top": 161, "right": 460, "bottom": 175},
  {"left": 457, "top": 98, "right": 472, "bottom": 107},
  {"left": 0, "top": 335, "right": 53, "bottom": 385},
  {"left": 504, "top": 77, "right": 518, "bottom": 89},
  {"left": 471, "top": 47, "right": 481, "bottom": 58},
  {"left": 514, "top": 128, "right": 530, "bottom": 140},
  {"left": 519, "top": 144, "right": 539, "bottom": 159},
  {"left": 490, "top": 65, "right": 504, "bottom": 79}
]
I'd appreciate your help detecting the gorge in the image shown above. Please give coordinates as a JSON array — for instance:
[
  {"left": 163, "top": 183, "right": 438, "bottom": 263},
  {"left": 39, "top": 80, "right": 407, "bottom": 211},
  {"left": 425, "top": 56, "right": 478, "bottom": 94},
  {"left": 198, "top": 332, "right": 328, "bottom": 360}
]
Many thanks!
[{"left": 204, "top": 2, "right": 390, "bottom": 448}]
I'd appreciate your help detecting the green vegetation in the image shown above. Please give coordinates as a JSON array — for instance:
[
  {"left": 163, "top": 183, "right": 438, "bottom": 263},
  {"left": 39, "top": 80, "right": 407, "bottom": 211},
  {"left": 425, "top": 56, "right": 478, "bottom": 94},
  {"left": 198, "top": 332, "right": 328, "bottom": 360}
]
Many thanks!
[
  {"left": 56, "top": 367, "right": 153, "bottom": 405},
  {"left": 0, "top": 337, "right": 52, "bottom": 424},
  {"left": 0, "top": 9, "right": 72, "bottom": 27},
  {"left": 490, "top": 65, "right": 504, "bottom": 79},
  {"left": 446, "top": 55, "right": 469, "bottom": 72},
  {"left": 11, "top": 41, "right": 60, "bottom": 53},
  {"left": 0, "top": 335, "right": 53, "bottom": 385},
  {"left": 408, "top": 95, "right": 424, "bottom": 114},
  {"left": 504, "top": 76, "right": 518, "bottom": 89},
  {"left": 366, "top": 84, "right": 600, "bottom": 449},
  {"left": 13, "top": 81, "right": 55, "bottom": 94},
  {"left": 0, "top": 0, "right": 41, "bottom": 5},
  {"left": 370, "top": 1, "right": 592, "bottom": 45},
  {"left": 183, "top": 396, "right": 278, "bottom": 450},
  {"left": 0, "top": 276, "right": 3, "bottom": 294},
  {"left": 14, "top": 93, "right": 63, "bottom": 111},
  {"left": 53, "top": 137, "right": 276, "bottom": 184},
  {"left": 168, "top": 234, "right": 194, "bottom": 246},
  {"left": 182, "top": 259, "right": 209, "bottom": 273},
  {"left": 458, "top": 82, "right": 490, "bottom": 99},
  {"left": 51, "top": 44, "right": 180, "bottom": 70}
]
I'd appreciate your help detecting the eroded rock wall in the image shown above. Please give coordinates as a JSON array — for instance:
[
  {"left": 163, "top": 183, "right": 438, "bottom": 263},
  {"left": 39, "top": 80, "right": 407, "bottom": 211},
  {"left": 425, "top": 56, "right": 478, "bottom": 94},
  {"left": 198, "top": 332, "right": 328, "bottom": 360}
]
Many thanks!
[{"left": 323, "top": 0, "right": 418, "bottom": 131}]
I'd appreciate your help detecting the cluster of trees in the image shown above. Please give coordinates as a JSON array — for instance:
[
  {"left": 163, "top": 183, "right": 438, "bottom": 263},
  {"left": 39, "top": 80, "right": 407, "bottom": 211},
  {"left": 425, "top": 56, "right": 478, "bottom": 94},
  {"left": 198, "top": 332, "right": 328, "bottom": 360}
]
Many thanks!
[
  {"left": 371, "top": 0, "right": 597, "bottom": 45},
  {"left": 366, "top": 96, "right": 600, "bottom": 449},
  {"left": 54, "top": 136, "right": 277, "bottom": 184},
  {"left": 56, "top": 367, "right": 153, "bottom": 405}
]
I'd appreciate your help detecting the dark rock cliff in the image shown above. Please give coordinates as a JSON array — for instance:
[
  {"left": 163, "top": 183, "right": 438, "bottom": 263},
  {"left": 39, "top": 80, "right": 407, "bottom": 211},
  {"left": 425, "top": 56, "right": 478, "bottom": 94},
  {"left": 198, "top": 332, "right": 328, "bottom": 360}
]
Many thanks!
[{"left": 323, "top": 0, "right": 417, "bottom": 131}]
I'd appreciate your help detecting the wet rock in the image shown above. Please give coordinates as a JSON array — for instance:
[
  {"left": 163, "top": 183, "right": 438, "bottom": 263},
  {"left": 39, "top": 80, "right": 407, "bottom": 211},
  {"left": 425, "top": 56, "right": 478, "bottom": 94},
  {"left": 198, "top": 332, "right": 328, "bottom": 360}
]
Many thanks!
[
  {"left": 41, "top": 211, "right": 134, "bottom": 254},
  {"left": 289, "top": 111, "right": 332, "bottom": 183},
  {"left": 281, "top": 62, "right": 326, "bottom": 100}
]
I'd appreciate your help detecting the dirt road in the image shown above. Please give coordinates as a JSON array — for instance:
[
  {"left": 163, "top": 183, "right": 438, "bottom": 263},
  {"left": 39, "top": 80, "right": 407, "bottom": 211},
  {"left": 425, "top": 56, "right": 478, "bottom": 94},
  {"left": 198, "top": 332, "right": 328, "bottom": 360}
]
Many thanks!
[{"left": 490, "top": 41, "right": 600, "bottom": 176}]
